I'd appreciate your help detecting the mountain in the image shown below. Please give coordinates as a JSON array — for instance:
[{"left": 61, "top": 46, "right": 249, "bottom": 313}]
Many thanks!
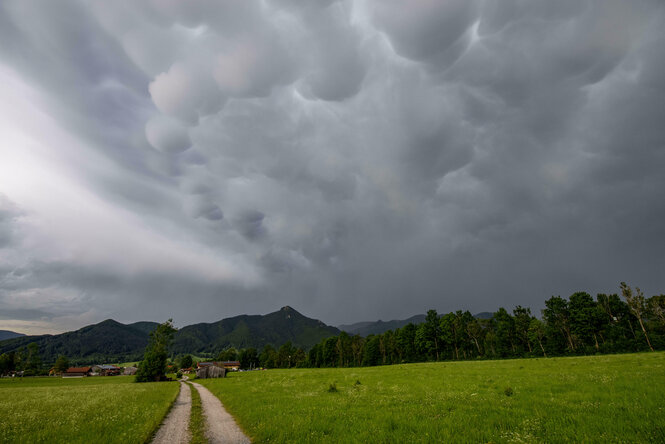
[
  {"left": 339, "top": 314, "right": 426, "bottom": 336},
  {"left": 339, "top": 311, "right": 496, "bottom": 336},
  {"left": 127, "top": 321, "right": 160, "bottom": 335},
  {"left": 0, "top": 319, "right": 152, "bottom": 364},
  {"left": 173, "top": 306, "right": 340, "bottom": 354},
  {"left": 0, "top": 307, "right": 340, "bottom": 363},
  {"left": 473, "top": 312, "right": 494, "bottom": 320},
  {"left": 0, "top": 330, "right": 25, "bottom": 341}
]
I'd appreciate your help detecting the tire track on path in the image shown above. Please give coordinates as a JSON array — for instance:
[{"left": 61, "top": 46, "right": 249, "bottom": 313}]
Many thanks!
[
  {"left": 152, "top": 381, "right": 192, "bottom": 444},
  {"left": 190, "top": 381, "right": 251, "bottom": 444}
]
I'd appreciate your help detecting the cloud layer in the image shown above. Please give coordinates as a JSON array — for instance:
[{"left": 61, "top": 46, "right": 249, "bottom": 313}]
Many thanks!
[{"left": 1, "top": 0, "right": 664, "bottom": 333}]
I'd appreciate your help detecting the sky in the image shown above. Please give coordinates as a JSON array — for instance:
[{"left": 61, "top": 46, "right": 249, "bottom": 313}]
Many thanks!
[{"left": 1, "top": 0, "right": 664, "bottom": 335}]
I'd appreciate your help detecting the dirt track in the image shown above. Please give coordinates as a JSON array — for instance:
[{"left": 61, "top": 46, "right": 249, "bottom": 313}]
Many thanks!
[
  {"left": 152, "top": 381, "right": 192, "bottom": 444},
  {"left": 191, "top": 381, "right": 251, "bottom": 444}
]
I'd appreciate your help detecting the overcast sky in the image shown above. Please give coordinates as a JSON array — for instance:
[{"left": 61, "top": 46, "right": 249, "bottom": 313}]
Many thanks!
[{"left": 1, "top": 0, "right": 664, "bottom": 335}]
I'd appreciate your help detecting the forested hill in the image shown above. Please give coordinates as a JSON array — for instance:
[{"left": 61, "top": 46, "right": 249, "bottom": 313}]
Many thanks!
[
  {"left": 172, "top": 306, "right": 340, "bottom": 354},
  {"left": 0, "top": 330, "right": 25, "bottom": 341},
  {"left": 0, "top": 307, "right": 340, "bottom": 364},
  {"left": 0, "top": 319, "right": 155, "bottom": 364}
]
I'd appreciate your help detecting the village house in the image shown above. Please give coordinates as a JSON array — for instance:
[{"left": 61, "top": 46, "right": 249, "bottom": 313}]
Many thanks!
[
  {"left": 63, "top": 366, "right": 92, "bottom": 377},
  {"left": 123, "top": 366, "right": 138, "bottom": 375},
  {"left": 92, "top": 364, "right": 121, "bottom": 376},
  {"left": 220, "top": 361, "right": 241, "bottom": 371},
  {"left": 197, "top": 360, "right": 241, "bottom": 371}
]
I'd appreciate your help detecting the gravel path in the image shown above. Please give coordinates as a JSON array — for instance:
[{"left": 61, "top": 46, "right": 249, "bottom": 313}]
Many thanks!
[
  {"left": 191, "top": 382, "right": 251, "bottom": 444},
  {"left": 152, "top": 381, "right": 192, "bottom": 444}
]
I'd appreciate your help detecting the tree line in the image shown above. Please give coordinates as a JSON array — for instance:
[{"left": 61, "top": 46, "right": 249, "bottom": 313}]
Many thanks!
[
  {"left": 203, "top": 282, "right": 664, "bottom": 369},
  {"left": 306, "top": 283, "right": 664, "bottom": 368}
]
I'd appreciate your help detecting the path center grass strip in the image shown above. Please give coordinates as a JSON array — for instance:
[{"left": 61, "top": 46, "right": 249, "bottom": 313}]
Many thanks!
[
  {"left": 187, "top": 381, "right": 207, "bottom": 444},
  {"left": 0, "top": 376, "right": 179, "bottom": 444},
  {"left": 197, "top": 352, "right": 665, "bottom": 443}
]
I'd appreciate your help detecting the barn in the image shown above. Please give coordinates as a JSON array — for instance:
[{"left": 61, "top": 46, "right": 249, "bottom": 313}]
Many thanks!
[{"left": 196, "top": 362, "right": 226, "bottom": 379}]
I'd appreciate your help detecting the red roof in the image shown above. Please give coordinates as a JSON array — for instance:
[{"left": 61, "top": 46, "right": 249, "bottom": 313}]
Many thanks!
[{"left": 66, "top": 367, "right": 92, "bottom": 373}]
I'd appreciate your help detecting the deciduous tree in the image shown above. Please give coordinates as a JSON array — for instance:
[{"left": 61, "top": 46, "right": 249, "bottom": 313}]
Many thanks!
[
  {"left": 620, "top": 282, "right": 654, "bottom": 351},
  {"left": 54, "top": 355, "right": 70, "bottom": 373},
  {"left": 135, "top": 319, "right": 177, "bottom": 382}
]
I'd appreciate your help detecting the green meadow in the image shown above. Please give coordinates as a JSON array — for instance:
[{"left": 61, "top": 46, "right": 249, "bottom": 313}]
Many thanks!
[
  {"left": 198, "top": 352, "right": 665, "bottom": 443},
  {"left": 0, "top": 375, "right": 178, "bottom": 444}
]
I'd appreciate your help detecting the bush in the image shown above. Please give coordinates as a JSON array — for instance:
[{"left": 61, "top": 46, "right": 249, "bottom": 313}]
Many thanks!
[
  {"left": 504, "top": 387, "right": 514, "bottom": 397},
  {"left": 328, "top": 383, "right": 338, "bottom": 393},
  {"left": 176, "top": 371, "right": 182, "bottom": 379}
]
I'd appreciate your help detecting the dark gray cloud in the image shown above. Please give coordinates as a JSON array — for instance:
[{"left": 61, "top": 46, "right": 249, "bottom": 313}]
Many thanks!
[{"left": 0, "top": 0, "right": 664, "bottom": 333}]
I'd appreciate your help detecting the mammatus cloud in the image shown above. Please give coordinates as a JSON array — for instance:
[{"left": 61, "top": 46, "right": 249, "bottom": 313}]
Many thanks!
[{"left": 0, "top": 0, "right": 664, "bottom": 334}]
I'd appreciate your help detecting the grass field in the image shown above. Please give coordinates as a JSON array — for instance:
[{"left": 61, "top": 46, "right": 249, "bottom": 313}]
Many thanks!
[
  {"left": 198, "top": 352, "right": 665, "bottom": 443},
  {"left": 0, "top": 375, "right": 179, "bottom": 444}
]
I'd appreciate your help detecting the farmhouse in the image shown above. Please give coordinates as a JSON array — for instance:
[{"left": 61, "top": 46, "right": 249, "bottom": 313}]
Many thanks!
[
  {"left": 197, "top": 361, "right": 241, "bottom": 371},
  {"left": 123, "top": 366, "right": 138, "bottom": 375},
  {"left": 63, "top": 366, "right": 92, "bottom": 377},
  {"left": 220, "top": 361, "right": 241, "bottom": 371},
  {"left": 92, "top": 364, "right": 121, "bottom": 376}
]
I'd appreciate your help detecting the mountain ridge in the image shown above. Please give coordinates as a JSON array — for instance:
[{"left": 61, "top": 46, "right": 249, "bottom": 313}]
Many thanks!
[
  {"left": 339, "top": 314, "right": 427, "bottom": 336},
  {"left": 0, "top": 306, "right": 339, "bottom": 363},
  {"left": 338, "top": 312, "right": 496, "bottom": 336},
  {"left": 0, "top": 330, "right": 25, "bottom": 341}
]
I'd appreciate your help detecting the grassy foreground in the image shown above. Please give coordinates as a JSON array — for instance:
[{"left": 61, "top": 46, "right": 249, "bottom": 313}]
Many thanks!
[
  {"left": 0, "top": 375, "right": 178, "bottom": 443},
  {"left": 198, "top": 352, "right": 665, "bottom": 443}
]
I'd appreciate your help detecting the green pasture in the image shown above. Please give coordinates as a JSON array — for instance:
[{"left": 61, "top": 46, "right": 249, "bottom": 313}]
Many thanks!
[
  {"left": 198, "top": 352, "right": 665, "bottom": 443},
  {"left": 0, "top": 376, "right": 178, "bottom": 444}
]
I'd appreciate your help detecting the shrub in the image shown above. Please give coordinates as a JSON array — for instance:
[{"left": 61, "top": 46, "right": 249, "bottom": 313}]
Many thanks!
[
  {"left": 328, "top": 383, "right": 338, "bottom": 393},
  {"left": 504, "top": 387, "right": 514, "bottom": 397}
]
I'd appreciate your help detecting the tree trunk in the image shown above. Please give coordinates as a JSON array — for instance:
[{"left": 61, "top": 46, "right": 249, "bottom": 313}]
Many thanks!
[
  {"left": 627, "top": 319, "right": 637, "bottom": 339},
  {"left": 538, "top": 338, "right": 547, "bottom": 357},
  {"left": 473, "top": 337, "right": 481, "bottom": 354},
  {"left": 637, "top": 317, "right": 654, "bottom": 351},
  {"left": 564, "top": 328, "right": 575, "bottom": 351}
]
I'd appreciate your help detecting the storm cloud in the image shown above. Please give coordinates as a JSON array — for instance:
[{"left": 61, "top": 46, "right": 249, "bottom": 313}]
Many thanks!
[{"left": 1, "top": 0, "right": 664, "bottom": 334}]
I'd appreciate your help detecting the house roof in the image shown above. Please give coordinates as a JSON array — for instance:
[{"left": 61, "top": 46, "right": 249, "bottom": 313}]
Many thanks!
[
  {"left": 94, "top": 364, "right": 120, "bottom": 370},
  {"left": 66, "top": 367, "right": 92, "bottom": 373},
  {"left": 197, "top": 361, "right": 240, "bottom": 368}
]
